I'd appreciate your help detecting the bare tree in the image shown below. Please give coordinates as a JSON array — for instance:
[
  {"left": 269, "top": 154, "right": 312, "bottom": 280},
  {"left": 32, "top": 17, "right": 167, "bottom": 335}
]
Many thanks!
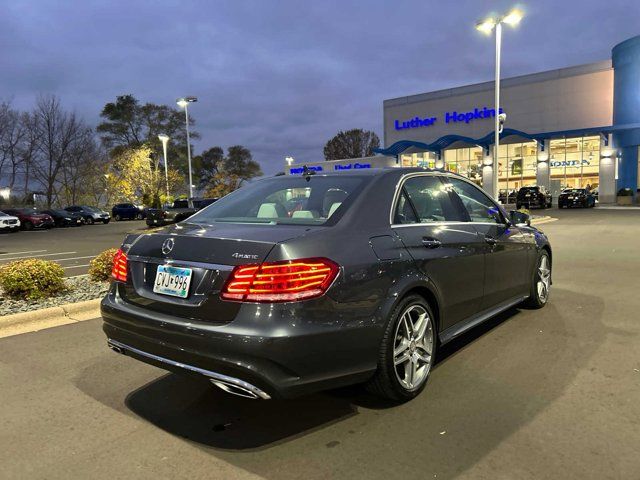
[
  {"left": 0, "top": 103, "right": 36, "bottom": 199},
  {"left": 29, "top": 95, "right": 93, "bottom": 207}
]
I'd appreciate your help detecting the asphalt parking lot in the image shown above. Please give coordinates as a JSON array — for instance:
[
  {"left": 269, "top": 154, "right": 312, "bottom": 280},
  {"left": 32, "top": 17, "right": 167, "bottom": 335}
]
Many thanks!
[
  {"left": 1, "top": 208, "right": 639, "bottom": 479},
  {"left": 0, "top": 219, "right": 147, "bottom": 276}
]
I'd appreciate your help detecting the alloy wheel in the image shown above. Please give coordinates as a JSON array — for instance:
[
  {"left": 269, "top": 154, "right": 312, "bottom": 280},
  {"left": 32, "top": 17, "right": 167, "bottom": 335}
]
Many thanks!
[
  {"left": 537, "top": 255, "right": 551, "bottom": 303},
  {"left": 393, "top": 304, "right": 434, "bottom": 391}
]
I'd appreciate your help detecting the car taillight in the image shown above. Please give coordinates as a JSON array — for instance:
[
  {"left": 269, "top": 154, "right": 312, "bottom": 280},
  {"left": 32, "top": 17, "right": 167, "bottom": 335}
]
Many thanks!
[
  {"left": 111, "top": 248, "right": 128, "bottom": 282},
  {"left": 221, "top": 257, "right": 339, "bottom": 303}
]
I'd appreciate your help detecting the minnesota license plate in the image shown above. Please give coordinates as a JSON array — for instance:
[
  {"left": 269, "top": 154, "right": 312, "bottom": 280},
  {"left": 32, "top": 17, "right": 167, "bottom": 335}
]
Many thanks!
[{"left": 153, "top": 265, "right": 192, "bottom": 298}]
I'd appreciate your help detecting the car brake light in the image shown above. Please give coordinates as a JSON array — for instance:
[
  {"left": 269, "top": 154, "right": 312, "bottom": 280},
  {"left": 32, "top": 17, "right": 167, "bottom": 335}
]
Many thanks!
[
  {"left": 221, "top": 257, "right": 339, "bottom": 303},
  {"left": 111, "top": 248, "right": 128, "bottom": 282}
]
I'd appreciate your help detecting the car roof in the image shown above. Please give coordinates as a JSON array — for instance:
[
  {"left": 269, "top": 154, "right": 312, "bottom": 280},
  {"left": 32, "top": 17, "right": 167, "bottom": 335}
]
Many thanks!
[{"left": 285, "top": 167, "right": 463, "bottom": 179}]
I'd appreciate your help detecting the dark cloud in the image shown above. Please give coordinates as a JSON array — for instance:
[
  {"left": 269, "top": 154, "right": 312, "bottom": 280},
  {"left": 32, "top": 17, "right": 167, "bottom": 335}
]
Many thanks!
[{"left": 2, "top": 0, "right": 639, "bottom": 175}]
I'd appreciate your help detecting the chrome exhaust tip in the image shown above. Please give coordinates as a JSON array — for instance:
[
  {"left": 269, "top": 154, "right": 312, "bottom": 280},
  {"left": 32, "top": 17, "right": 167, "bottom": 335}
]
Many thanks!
[
  {"left": 210, "top": 379, "right": 260, "bottom": 399},
  {"left": 107, "top": 341, "right": 125, "bottom": 354}
]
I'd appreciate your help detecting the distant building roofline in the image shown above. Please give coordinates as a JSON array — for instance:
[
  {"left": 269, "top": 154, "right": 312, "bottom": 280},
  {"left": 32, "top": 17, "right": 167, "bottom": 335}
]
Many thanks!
[{"left": 384, "top": 60, "right": 612, "bottom": 107}]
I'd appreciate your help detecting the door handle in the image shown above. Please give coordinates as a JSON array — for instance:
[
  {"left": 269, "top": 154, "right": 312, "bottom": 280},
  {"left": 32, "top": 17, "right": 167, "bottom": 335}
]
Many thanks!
[
  {"left": 422, "top": 237, "right": 442, "bottom": 249},
  {"left": 484, "top": 236, "right": 497, "bottom": 246}
]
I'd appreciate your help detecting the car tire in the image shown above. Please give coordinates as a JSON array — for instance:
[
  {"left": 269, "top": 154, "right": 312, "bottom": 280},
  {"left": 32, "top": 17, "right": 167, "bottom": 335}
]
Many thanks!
[
  {"left": 523, "top": 251, "right": 551, "bottom": 309},
  {"left": 115, "top": 214, "right": 121, "bottom": 221},
  {"left": 23, "top": 221, "right": 33, "bottom": 231},
  {"left": 136, "top": 213, "right": 143, "bottom": 220},
  {"left": 103, "top": 219, "right": 110, "bottom": 224},
  {"left": 366, "top": 294, "right": 436, "bottom": 402},
  {"left": 85, "top": 217, "right": 94, "bottom": 225}
]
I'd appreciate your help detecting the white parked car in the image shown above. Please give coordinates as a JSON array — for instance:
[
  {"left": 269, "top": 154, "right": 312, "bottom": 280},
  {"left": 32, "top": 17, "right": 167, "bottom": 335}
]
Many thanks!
[{"left": 0, "top": 211, "right": 20, "bottom": 232}]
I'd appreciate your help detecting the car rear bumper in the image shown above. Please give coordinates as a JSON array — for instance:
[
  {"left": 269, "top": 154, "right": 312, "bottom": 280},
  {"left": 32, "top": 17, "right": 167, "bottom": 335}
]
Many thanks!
[
  {"left": 100, "top": 285, "right": 378, "bottom": 399},
  {"left": 559, "top": 198, "right": 587, "bottom": 207},
  {"left": 32, "top": 219, "right": 54, "bottom": 228}
]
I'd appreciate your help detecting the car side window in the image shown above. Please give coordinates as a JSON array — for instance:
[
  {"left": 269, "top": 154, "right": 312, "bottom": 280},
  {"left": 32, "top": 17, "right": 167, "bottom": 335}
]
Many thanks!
[
  {"left": 445, "top": 177, "right": 504, "bottom": 224},
  {"left": 394, "top": 175, "right": 462, "bottom": 224}
]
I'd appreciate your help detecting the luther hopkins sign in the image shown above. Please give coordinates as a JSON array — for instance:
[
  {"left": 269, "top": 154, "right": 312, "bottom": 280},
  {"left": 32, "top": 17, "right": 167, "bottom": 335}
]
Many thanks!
[{"left": 394, "top": 106, "right": 505, "bottom": 131}]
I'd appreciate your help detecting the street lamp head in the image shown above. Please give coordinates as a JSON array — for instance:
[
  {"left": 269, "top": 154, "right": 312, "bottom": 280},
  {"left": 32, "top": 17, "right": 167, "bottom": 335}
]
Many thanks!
[
  {"left": 476, "top": 17, "right": 496, "bottom": 34},
  {"left": 158, "top": 134, "right": 169, "bottom": 143},
  {"left": 176, "top": 96, "right": 198, "bottom": 108},
  {"left": 502, "top": 9, "right": 524, "bottom": 26},
  {"left": 285, "top": 156, "right": 295, "bottom": 166}
]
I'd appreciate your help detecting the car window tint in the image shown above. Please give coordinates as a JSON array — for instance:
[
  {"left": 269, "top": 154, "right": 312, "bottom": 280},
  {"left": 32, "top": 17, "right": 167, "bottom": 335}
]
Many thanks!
[
  {"left": 188, "top": 176, "right": 367, "bottom": 226},
  {"left": 396, "top": 176, "right": 461, "bottom": 223},
  {"left": 446, "top": 178, "right": 503, "bottom": 224},
  {"left": 394, "top": 190, "right": 419, "bottom": 224}
]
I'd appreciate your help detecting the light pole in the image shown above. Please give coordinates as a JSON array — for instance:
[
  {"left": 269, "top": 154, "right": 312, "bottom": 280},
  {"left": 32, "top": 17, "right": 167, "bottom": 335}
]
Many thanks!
[
  {"left": 476, "top": 8, "right": 523, "bottom": 201},
  {"left": 158, "top": 134, "right": 170, "bottom": 200},
  {"left": 176, "top": 96, "right": 198, "bottom": 199}
]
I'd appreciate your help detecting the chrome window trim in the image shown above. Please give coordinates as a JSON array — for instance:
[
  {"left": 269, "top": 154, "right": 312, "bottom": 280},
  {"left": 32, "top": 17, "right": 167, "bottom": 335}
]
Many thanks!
[{"left": 391, "top": 221, "right": 501, "bottom": 229}]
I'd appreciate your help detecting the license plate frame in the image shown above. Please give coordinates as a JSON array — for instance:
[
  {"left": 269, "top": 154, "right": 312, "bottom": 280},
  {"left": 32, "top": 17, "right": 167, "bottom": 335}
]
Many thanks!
[{"left": 153, "top": 265, "right": 193, "bottom": 298}]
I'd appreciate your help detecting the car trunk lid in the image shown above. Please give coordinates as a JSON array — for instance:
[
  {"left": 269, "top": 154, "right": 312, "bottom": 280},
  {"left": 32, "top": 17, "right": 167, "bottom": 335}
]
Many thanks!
[{"left": 120, "top": 222, "right": 320, "bottom": 323}]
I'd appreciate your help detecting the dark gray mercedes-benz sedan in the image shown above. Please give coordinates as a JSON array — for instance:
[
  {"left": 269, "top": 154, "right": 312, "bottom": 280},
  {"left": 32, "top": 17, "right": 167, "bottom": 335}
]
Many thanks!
[{"left": 102, "top": 168, "right": 552, "bottom": 401}]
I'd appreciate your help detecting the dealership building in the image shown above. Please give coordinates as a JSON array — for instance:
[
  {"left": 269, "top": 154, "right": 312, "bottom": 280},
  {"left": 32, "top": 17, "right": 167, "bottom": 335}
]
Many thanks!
[{"left": 287, "top": 35, "right": 640, "bottom": 204}]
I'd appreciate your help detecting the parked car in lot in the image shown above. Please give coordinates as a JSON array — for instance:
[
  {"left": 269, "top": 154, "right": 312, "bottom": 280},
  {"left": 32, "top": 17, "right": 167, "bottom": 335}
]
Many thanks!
[
  {"left": 516, "top": 186, "right": 552, "bottom": 209},
  {"left": 498, "top": 189, "right": 517, "bottom": 205},
  {"left": 0, "top": 211, "right": 20, "bottom": 232},
  {"left": 558, "top": 188, "right": 596, "bottom": 208},
  {"left": 103, "top": 168, "right": 552, "bottom": 402},
  {"left": 112, "top": 203, "right": 145, "bottom": 221},
  {"left": 64, "top": 205, "right": 111, "bottom": 224},
  {"left": 145, "top": 198, "right": 217, "bottom": 227},
  {"left": 40, "top": 209, "right": 84, "bottom": 227},
  {"left": 1, "top": 208, "right": 54, "bottom": 230}
]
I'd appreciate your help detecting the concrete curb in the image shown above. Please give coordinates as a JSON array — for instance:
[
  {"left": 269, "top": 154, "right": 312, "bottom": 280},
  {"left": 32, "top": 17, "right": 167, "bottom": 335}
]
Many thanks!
[{"left": 0, "top": 298, "right": 101, "bottom": 339}]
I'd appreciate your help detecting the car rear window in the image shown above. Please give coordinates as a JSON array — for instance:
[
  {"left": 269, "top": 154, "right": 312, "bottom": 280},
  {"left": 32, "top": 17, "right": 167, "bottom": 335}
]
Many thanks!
[{"left": 187, "top": 175, "right": 368, "bottom": 226}]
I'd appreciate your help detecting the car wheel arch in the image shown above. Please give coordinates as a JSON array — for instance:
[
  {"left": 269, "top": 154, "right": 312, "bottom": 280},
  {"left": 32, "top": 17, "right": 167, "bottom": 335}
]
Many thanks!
[{"left": 380, "top": 277, "right": 444, "bottom": 335}]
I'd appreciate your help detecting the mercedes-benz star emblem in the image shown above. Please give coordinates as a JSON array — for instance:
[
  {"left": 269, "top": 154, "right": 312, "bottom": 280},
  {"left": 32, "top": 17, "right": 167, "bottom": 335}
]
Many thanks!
[{"left": 161, "top": 238, "right": 175, "bottom": 255}]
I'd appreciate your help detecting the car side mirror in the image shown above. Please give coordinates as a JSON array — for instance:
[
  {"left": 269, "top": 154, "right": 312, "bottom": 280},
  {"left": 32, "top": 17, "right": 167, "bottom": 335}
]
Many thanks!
[{"left": 510, "top": 210, "right": 531, "bottom": 227}]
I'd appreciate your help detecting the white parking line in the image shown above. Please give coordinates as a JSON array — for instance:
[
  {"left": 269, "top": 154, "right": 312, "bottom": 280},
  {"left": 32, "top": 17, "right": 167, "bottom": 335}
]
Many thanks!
[
  {"left": 53, "top": 255, "right": 96, "bottom": 262},
  {"left": 0, "top": 251, "right": 77, "bottom": 262},
  {"left": 0, "top": 250, "right": 47, "bottom": 256}
]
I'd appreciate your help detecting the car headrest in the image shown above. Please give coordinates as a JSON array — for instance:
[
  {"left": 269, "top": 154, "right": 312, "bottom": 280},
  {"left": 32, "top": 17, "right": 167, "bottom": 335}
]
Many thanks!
[
  {"left": 257, "top": 203, "right": 285, "bottom": 218},
  {"left": 291, "top": 210, "right": 317, "bottom": 219}
]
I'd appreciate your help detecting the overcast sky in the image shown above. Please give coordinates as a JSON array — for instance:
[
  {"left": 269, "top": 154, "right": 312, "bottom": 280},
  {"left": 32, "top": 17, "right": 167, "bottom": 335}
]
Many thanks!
[{"left": 2, "top": 0, "right": 639, "bottom": 175}]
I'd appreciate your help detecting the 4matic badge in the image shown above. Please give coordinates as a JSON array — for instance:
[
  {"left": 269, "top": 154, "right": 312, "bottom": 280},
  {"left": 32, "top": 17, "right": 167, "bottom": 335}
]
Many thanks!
[{"left": 232, "top": 252, "right": 259, "bottom": 260}]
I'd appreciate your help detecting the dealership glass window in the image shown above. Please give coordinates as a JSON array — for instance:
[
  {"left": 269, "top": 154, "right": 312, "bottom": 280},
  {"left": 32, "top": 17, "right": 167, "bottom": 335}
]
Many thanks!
[
  {"left": 497, "top": 141, "right": 537, "bottom": 198},
  {"left": 399, "top": 151, "right": 437, "bottom": 168},
  {"left": 549, "top": 136, "right": 600, "bottom": 189},
  {"left": 442, "top": 147, "right": 483, "bottom": 186}
]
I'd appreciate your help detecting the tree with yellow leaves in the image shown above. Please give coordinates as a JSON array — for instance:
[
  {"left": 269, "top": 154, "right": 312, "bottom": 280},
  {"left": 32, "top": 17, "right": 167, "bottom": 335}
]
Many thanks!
[{"left": 106, "top": 145, "right": 184, "bottom": 207}]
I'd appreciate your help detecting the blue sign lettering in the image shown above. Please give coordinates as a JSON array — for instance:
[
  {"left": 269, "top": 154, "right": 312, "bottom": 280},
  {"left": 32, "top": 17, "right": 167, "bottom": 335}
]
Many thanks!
[
  {"left": 290, "top": 165, "right": 323, "bottom": 174},
  {"left": 394, "top": 106, "right": 505, "bottom": 130},
  {"left": 334, "top": 163, "right": 371, "bottom": 171}
]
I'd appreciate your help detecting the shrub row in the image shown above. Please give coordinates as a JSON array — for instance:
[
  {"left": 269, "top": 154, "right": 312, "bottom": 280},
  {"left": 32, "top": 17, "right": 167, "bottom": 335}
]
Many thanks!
[{"left": 0, "top": 248, "right": 117, "bottom": 300}]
